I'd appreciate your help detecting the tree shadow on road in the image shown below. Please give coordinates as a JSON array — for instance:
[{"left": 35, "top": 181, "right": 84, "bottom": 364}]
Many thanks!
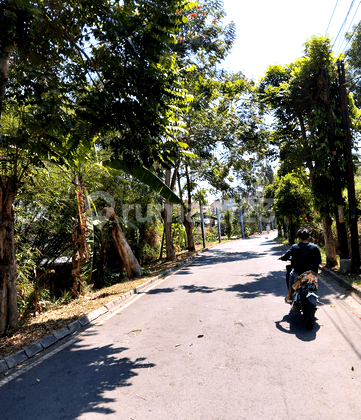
[
  {"left": 180, "top": 241, "right": 287, "bottom": 269},
  {"left": 190, "top": 250, "right": 267, "bottom": 267},
  {"left": 180, "top": 284, "right": 221, "bottom": 293},
  {"left": 225, "top": 271, "right": 287, "bottom": 300},
  {"left": 0, "top": 331, "right": 156, "bottom": 420},
  {"left": 147, "top": 287, "right": 175, "bottom": 295},
  {"left": 225, "top": 271, "right": 334, "bottom": 306}
]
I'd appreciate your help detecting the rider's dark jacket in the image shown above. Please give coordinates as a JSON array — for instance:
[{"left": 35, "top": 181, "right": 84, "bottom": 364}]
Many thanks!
[{"left": 280, "top": 242, "right": 321, "bottom": 275}]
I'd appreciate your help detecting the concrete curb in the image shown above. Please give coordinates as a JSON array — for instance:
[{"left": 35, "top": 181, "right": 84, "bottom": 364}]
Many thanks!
[
  {"left": 321, "top": 267, "right": 361, "bottom": 298},
  {"left": 0, "top": 251, "right": 202, "bottom": 375}
]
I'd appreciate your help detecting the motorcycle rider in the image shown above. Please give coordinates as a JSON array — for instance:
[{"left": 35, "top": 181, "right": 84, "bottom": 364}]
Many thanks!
[{"left": 279, "top": 228, "right": 321, "bottom": 303}]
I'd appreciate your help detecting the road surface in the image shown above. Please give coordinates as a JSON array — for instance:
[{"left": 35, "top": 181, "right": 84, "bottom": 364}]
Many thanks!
[{"left": 1, "top": 232, "right": 360, "bottom": 419}]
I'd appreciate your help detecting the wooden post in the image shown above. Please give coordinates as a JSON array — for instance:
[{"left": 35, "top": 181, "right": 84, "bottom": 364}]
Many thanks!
[
  {"left": 240, "top": 208, "right": 245, "bottom": 239},
  {"left": 199, "top": 200, "right": 206, "bottom": 248}
]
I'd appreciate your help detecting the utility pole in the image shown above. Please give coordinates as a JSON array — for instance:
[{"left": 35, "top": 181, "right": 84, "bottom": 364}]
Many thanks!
[
  {"left": 216, "top": 207, "right": 221, "bottom": 243},
  {"left": 338, "top": 61, "right": 360, "bottom": 271},
  {"left": 323, "top": 65, "right": 350, "bottom": 260},
  {"left": 240, "top": 208, "right": 245, "bottom": 239},
  {"left": 199, "top": 200, "right": 206, "bottom": 249}
]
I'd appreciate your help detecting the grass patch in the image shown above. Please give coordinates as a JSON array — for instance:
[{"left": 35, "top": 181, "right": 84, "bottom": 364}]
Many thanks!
[{"left": 275, "top": 236, "right": 289, "bottom": 245}]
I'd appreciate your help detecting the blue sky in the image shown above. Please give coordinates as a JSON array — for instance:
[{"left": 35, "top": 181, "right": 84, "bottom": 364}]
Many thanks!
[{"left": 220, "top": 0, "right": 361, "bottom": 79}]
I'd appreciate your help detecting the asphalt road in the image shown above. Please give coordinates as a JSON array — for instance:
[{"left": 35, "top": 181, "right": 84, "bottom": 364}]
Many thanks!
[{"left": 1, "top": 232, "right": 361, "bottom": 420}]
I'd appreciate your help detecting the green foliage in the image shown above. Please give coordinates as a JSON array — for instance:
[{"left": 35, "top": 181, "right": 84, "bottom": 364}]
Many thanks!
[
  {"left": 54, "top": 290, "right": 73, "bottom": 306},
  {"left": 173, "top": 222, "right": 188, "bottom": 251},
  {"left": 14, "top": 165, "right": 76, "bottom": 268},
  {"left": 1, "top": 0, "right": 199, "bottom": 176},
  {"left": 205, "top": 227, "right": 217, "bottom": 242},
  {"left": 104, "top": 158, "right": 181, "bottom": 204},
  {"left": 104, "top": 269, "right": 127, "bottom": 288},
  {"left": 193, "top": 188, "right": 208, "bottom": 205},
  {"left": 273, "top": 173, "right": 313, "bottom": 225},
  {"left": 258, "top": 35, "right": 359, "bottom": 218},
  {"left": 345, "top": 21, "right": 361, "bottom": 107},
  {"left": 172, "top": 0, "right": 236, "bottom": 70},
  {"left": 170, "top": 0, "right": 272, "bottom": 200}
]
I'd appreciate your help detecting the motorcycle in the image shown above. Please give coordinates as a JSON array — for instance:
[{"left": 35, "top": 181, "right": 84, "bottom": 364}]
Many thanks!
[{"left": 284, "top": 263, "right": 319, "bottom": 329}]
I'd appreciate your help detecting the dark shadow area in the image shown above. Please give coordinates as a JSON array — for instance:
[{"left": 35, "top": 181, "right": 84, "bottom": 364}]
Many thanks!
[
  {"left": 147, "top": 287, "right": 175, "bottom": 295},
  {"left": 180, "top": 284, "right": 221, "bottom": 294},
  {"left": 275, "top": 311, "right": 320, "bottom": 341},
  {"left": 173, "top": 267, "right": 193, "bottom": 275},
  {"left": 0, "top": 334, "right": 156, "bottom": 420},
  {"left": 259, "top": 239, "right": 283, "bottom": 245},
  {"left": 226, "top": 282, "right": 267, "bottom": 299},
  {"left": 191, "top": 251, "right": 268, "bottom": 267},
  {"left": 188, "top": 240, "right": 285, "bottom": 269},
  {"left": 225, "top": 270, "right": 287, "bottom": 300},
  {"left": 226, "top": 270, "right": 332, "bottom": 304},
  {"left": 259, "top": 244, "right": 288, "bottom": 254}
]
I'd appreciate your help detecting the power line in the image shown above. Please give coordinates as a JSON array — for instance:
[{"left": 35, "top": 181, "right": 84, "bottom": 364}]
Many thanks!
[
  {"left": 340, "top": 1, "right": 361, "bottom": 54},
  {"left": 333, "top": 0, "right": 356, "bottom": 49},
  {"left": 326, "top": 0, "right": 339, "bottom": 34},
  {"left": 344, "top": 0, "right": 361, "bottom": 34}
]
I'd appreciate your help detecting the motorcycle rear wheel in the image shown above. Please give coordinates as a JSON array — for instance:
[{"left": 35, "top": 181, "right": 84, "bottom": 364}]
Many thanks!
[{"left": 303, "top": 299, "right": 316, "bottom": 329}]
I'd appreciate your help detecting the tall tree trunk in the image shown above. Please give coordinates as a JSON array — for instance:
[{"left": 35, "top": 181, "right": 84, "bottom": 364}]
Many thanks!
[
  {"left": 177, "top": 170, "right": 195, "bottom": 251},
  {"left": 71, "top": 174, "right": 90, "bottom": 297},
  {"left": 109, "top": 211, "right": 142, "bottom": 278},
  {"left": 164, "top": 168, "right": 176, "bottom": 260},
  {"left": 0, "top": 179, "right": 19, "bottom": 336},
  {"left": 288, "top": 222, "right": 296, "bottom": 244},
  {"left": 164, "top": 200, "right": 175, "bottom": 260},
  {"left": 185, "top": 165, "right": 195, "bottom": 251},
  {"left": 322, "top": 215, "right": 337, "bottom": 267},
  {"left": 184, "top": 218, "right": 195, "bottom": 251}
]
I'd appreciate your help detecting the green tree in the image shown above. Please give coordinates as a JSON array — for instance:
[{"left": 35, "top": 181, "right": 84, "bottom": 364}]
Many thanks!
[
  {"left": 273, "top": 173, "right": 312, "bottom": 244},
  {"left": 168, "top": 1, "right": 271, "bottom": 254},
  {"left": 258, "top": 35, "right": 360, "bottom": 264},
  {"left": 345, "top": 21, "right": 361, "bottom": 107},
  {"left": 0, "top": 0, "right": 194, "bottom": 335},
  {"left": 159, "top": 0, "right": 239, "bottom": 256}
]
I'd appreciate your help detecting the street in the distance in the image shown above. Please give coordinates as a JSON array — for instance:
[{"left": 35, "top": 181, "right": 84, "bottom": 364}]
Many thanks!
[{"left": 1, "top": 232, "right": 360, "bottom": 420}]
